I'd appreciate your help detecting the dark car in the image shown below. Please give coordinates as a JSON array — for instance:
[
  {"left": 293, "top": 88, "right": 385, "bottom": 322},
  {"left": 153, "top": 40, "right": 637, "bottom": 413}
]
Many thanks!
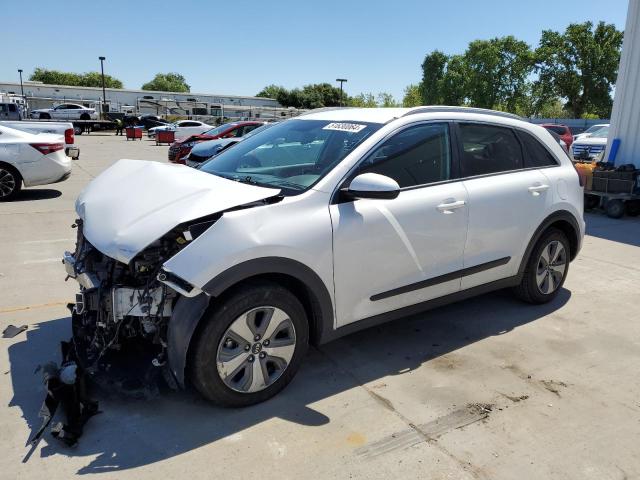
[
  {"left": 138, "top": 115, "right": 170, "bottom": 130},
  {"left": 168, "top": 121, "right": 263, "bottom": 163}
]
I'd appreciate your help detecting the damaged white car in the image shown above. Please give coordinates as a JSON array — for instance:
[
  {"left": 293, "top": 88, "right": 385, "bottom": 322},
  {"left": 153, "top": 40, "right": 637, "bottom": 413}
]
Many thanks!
[{"left": 63, "top": 107, "right": 584, "bottom": 406}]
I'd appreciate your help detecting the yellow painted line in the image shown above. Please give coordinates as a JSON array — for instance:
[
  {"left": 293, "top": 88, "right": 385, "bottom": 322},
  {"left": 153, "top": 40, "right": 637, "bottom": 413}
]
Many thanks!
[{"left": 0, "top": 301, "right": 68, "bottom": 314}]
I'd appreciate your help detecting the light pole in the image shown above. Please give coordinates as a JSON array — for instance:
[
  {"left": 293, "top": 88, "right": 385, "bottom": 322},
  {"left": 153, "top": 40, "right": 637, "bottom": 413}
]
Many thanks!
[
  {"left": 98, "top": 56, "right": 107, "bottom": 119},
  {"left": 336, "top": 78, "right": 347, "bottom": 107},
  {"left": 17, "top": 69, "right": 24, "bottom": 98}
]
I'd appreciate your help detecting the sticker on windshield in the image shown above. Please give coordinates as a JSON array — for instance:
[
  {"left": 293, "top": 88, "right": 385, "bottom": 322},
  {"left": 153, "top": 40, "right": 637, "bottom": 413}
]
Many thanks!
[{"left": 322, "top": 122, "right": 367, "bottom": 133}]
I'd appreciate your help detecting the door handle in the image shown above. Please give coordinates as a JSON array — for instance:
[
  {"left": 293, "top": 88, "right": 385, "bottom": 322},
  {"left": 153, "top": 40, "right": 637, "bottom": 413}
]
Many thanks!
[
  {"left": 436, "top": 200, "right": 466, "bottom": 213},
  {"left": 528, "top": 184, "right": 550, "bottom": 196}
]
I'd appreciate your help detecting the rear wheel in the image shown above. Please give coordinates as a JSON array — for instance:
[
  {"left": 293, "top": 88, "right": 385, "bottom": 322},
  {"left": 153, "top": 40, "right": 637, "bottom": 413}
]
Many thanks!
[
  {"left": 80, "top": 113, "right": 91, "bottom": 120},
  {"left": 513, "top": 229, "right": 570, "bottom": 304},
  {"left": 584, "top": 194, "right": 600, "bottom": 210},
  {"left": 39, "top": 113, "right": 51, "bottom": 119},
  {"left": 190, "top": 281, "right": 309, "bottom": 407},
  {"left": 74, "top": 125, "right": 83, "bottom": 135},
  {"left": 0, "top": 165, "right": 22, "bottom": 201}
]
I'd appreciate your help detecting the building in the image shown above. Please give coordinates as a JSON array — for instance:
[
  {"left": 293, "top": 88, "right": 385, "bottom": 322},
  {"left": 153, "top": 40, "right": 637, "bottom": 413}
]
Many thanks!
[{"left": 0, "top": 81, "right": 297, "bottom": 121}]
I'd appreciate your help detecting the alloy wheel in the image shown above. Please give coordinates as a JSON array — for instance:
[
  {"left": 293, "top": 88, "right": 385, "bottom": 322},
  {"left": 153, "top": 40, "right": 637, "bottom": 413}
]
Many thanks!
[
  {"left": 216, "top": 306, "right": 296, "bottom": 393},
  {"left": 0, "top": 168, "right": 16, "bottom": 198},
  {"left": 536, "top": 240, "right": 567, "bottom": 295}
]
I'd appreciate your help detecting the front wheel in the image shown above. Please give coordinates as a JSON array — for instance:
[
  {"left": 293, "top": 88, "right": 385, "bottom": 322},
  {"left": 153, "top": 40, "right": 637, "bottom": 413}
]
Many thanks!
[
  {"left": 190, "top": 281, "right": 309, "bottom": 407},
  {"left": 513, "top": 229, "right": 570, "bottom": 304},
  {"left": 0, "top": 165, "right": 22, "bottom": 201}
]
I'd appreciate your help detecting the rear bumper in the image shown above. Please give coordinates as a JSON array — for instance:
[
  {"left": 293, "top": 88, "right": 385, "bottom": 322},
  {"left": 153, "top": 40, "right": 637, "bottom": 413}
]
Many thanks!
[{"left": 21, "top": 151, "right": 72, "bottom": 187}]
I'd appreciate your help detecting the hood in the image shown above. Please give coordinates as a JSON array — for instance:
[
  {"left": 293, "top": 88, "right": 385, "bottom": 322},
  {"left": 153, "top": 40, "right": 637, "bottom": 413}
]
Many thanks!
[
  {"left": 76, "top": 159, "right": 280, "bottom": 263},
  {"left": 191, "top": 138, "right": 238, "bottom": 156},
  {"left": 573, "top": 136, "right": 607, "bottom": 146}
]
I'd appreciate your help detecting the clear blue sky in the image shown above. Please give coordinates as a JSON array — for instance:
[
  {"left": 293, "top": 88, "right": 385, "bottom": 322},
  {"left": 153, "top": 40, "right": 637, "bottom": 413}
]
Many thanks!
[{"left": 2, "top": 0, "right": 629, "bottom": 100}]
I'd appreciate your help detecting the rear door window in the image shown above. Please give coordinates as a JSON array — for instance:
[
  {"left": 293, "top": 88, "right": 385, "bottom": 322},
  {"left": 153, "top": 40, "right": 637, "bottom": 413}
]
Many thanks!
[
  {"left": 517, "top": 130, "right": 559, "bottom": 168},
  {"left": 458, "top": 123, "right": 523, "bottom": 177}
]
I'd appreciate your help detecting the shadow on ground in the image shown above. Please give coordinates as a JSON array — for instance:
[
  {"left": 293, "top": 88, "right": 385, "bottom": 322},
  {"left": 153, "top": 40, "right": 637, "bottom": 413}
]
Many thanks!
[
  {"left": 8, "top": 288, "right": 570, "bottom": 473},
  {"left": 585, "top": 211, "right": 640, "bottom": 247},
  {"left": 9, "top": 189, "right": 62, "bottom": 202}
]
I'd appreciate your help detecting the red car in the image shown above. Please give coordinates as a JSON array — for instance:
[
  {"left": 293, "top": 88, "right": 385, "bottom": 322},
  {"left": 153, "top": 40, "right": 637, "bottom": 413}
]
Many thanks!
[
  {"left": 540, "top": 124, "right": 573, "bottom": 149},
  {"left": 168, "top": 121, "right": 263, "bottom": 163}
]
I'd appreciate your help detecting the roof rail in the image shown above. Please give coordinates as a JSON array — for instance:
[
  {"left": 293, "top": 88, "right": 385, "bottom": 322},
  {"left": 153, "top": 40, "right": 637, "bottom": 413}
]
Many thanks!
[{"left": 403, "top": 106, "right": 523, "bottom": 121}]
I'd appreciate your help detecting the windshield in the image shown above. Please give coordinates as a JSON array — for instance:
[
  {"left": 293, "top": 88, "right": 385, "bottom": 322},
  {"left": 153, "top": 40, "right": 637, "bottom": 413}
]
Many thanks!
[
  {"left": 199, "top": 119, "right": 382, "bottom": 193},
  {"left": 584, "top": 124, "right": 608, "bottom": 135},
  {"left": 544, "top": 125, "right": 567, "bottom": 135},
  {"left": 204, "top": 123, "right": 237, "bottom": 136},
  {"left": 244, "top": 122, "right": 276, "bottom": 139},
  {"left": 590, "top": 126, "right": 609, "bottom": 138}
]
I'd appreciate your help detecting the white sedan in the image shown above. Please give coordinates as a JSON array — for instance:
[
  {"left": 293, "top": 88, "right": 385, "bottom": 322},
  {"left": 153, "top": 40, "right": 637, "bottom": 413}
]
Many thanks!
[
  {"left": 148, "top": 120, "right": 213, "bottom": 141},
  {"left": 0, "top": 125, "right": 72, "bottom": 200},
  {"left": 30, "top": 103, "right": 98, "bottom": 121}
]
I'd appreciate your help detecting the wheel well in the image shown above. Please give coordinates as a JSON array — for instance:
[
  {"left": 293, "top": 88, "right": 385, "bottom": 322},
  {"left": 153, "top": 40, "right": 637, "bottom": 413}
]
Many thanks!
[
  {"left": 0, "top": 161, "right": 21, "bottom": 180},
  {"left": 212, "top": 273, "right": 325, "bottom": 346},
  {"left": 546, "top": 219, "right": 579, "bottom": 261}
]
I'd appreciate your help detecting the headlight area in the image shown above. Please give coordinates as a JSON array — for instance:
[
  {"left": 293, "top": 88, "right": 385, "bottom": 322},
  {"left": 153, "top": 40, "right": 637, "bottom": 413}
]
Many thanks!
[{"left": 64, "top": 214, "right": 221, "bottom": 395}]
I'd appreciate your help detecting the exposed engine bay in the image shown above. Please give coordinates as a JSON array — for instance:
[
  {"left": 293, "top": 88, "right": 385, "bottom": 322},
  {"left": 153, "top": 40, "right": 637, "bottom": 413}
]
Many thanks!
[{"left": 63, "top": 218, "right": 189, "bottom": 393}]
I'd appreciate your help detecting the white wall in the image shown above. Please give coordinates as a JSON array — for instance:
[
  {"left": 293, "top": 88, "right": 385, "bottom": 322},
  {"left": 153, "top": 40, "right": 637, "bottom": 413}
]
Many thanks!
[{"left": 607, "top": 0, "right": 640, "bottom": 167}]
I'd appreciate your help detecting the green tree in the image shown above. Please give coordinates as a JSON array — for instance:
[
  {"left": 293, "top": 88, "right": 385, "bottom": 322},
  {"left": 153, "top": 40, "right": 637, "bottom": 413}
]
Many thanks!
[
  {"left": 463, "top": 36, "right": 533, "bottom": 111},
  {"left": 349, "top": 93, "right": 377, "bottom": 107},
  {"left": 29, "top": 67, "right": 123, "bottom": 88},
  {"left": 299, "top": 83, "right": 343, "bottom": 108},
  {"left": 536, "top": 21, "right": 623, "bottom": 118},
  {"left": 402, "top": 84, "right": 422, "bottom": 107},
  {"left": 377, "top": 92, "right": 400, "bottom": 107},
  {"left": 420, "top": 50, "right": 448, "bottom": 104},
  {"left": 440, "top": 55, "right": 468, "bottom": 105},
  {"left": 256, "top": 84, "right": 288, "bottom": 100},
  {"left": 142, "top": 73, "right": 190, "bottom": 92}
]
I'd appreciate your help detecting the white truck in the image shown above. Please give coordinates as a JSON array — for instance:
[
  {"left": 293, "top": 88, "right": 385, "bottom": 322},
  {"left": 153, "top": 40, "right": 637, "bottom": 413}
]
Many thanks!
[{"left": 0, "top": 121, "right": 80, "bottom": 159}]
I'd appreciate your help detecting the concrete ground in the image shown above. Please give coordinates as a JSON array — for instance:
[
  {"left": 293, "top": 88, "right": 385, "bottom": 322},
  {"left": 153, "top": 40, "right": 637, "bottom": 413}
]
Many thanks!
[{"left": 1, "top": 133, "right": 639, "bottom": 480}]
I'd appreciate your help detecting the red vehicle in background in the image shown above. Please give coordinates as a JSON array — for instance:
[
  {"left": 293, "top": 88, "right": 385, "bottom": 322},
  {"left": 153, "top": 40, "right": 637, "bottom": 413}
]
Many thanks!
[
  {"left": 168, "top": 121, "right": 263, "bottom": 163},
  {"left": 540, "top": 124, "right": 573, "bottom": 149}
]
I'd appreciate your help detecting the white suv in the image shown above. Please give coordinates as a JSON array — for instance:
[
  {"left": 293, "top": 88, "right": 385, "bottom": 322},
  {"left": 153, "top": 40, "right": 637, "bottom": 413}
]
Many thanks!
[{"left": 64, "top": 107, "right": 584, "bottom": 406}]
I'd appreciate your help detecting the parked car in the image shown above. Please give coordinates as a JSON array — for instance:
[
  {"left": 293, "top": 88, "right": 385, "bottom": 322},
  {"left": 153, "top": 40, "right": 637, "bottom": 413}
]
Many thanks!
[
  {"left": 540, "top": 124, "right": 573, "bottom": 148},
  {"left": 168, "top": 121, "right": 263, "bottom": 163},
  {"left": 573, "top": 123, "right": 609, "bottom": 142},
  {"left": 0, "top": 125, "right": 72, "bottom": 200},
  {"left": 572, "top": 126, "right": 609, "bottom": 161},
  {"left": 64, "top": 107, "right": 584, "bottom": 406},
  {"left": 0, "top": 120, "right": 80, "bottom": 159},
  {"left": 30, "top": 103, "right": 98, "bottom": 121},
  {"left": 0, "top": 102, "right": 23, "bottom": 120},
  {"left": 138, "top": 115, "right": 170, "bottom": 130},
  {"left": 186, "top": 122, "right": 278, "bottom": 168},
  {"left": 148, "top": 120, "right": 213, "bottom": 141}
]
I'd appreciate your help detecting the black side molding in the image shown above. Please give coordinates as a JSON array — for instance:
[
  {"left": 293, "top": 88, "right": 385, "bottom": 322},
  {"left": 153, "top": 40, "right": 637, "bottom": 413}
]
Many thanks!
[{"left": 370, "top": 257, "right": 511, "bottom": 301}]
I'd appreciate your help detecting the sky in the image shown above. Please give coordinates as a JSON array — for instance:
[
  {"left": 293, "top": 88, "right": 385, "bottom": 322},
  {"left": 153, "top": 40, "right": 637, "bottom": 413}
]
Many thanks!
[{"left": 1, "top": 0, "right": 630, "bottom": 101}]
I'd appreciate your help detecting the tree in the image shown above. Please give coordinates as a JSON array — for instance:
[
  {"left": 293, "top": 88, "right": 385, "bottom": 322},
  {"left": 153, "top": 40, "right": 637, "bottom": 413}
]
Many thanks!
[
  {"left": 463, "top": 36, "right": 533, "bottom": 111},
  {"left": 377, "top": 92, "right": 400, "bottom": 107},
  {"left": 142, "top": 73, "right": 190, "bottom": 92},
  {"left": 349, "top": 93, "right": 377, "bottom": 107},
  {"left": 29, "top": 68, "right": 123, "bottom": 88},
  {"left": 402, "top": 84, "right": 422, "bottom": 107},
  {"left": 440, "top": 55, "right": 468, "bottom": 106},
  {"left": 420, "top": 50, "right": 448, "bottom": 105},
  {"left": 256, "top": 84, "right": 288, "bottom": 100},
  {"left": 536, "top": 21, "right": 623, "bottom": 118}
]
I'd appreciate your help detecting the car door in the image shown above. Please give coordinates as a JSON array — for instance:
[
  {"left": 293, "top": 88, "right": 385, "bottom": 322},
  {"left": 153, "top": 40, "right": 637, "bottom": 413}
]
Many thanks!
[
  {"left": 330, "top": 122, "right": 469, "bottom": 326},
  {"left": 456, "top": 122, "right": 553, "bottom": 290},
  {"left": 52, "top": 104, "right": 67, "bottom": 119}
]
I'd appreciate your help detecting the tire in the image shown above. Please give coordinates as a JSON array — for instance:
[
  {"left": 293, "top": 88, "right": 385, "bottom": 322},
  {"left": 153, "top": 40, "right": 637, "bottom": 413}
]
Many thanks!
[
  {"left": 74, "top": 125, "right": 83, "bottom": 135},
  {"left": 513, "top": 229, "right": 570, "bottom": 304},
  {"left": 584, "top": 194, "right": 600, "bottom": 210},
  {"left": 190, "top": 280, "right": 309, "bottom": 407},
  {"left": 625, "top": 200, "right": 640, "bottom": 217},
  {"left": 80, "top": 113, "right": 91, "bottom": 120},
  {"left": 39, "top": 113, "right": 51, "bottom": 119},
  {"left": 605, "top": 199, "right": 625, "bottom": 219},
  {"left": 0, "top": 164, "right": 22, "bottom": 201}
]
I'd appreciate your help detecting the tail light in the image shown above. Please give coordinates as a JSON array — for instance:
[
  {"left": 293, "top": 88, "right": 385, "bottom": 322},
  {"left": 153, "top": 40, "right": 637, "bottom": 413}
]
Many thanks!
[
  {"left": 30, "top": 143, "right": 64, "bottom": 155},
  {"left": 65, "top": 128, "right": 74, "bottom": 145}
]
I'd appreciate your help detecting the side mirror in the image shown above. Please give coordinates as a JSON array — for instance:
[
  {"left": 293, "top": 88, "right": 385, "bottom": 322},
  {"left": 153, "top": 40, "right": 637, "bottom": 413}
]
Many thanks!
[{"left": 345, "top": 173, "right": 400, "bottom": 200}]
